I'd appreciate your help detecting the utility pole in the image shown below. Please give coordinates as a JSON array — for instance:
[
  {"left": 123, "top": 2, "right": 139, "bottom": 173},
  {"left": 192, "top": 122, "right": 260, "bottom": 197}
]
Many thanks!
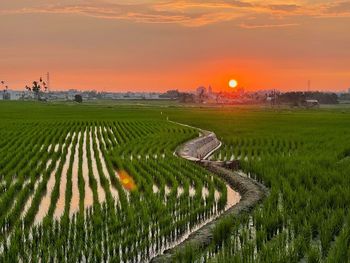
[{"left": 46, "top": 72, "right": 50, "bottom": 91}]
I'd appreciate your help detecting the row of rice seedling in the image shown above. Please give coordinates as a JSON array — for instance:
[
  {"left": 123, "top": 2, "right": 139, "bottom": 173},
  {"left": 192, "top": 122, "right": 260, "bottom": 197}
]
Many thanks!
[
  {"left": 213, "top": 137, "right": 302, "bottom": 162},
  {"left": 0, "top": 114, "right": 231, "bottom": 262},
  {"left": 167, "top": 108, "right": 350, "bottom": 262},
  {"left": 0, "top": 123, "right": 68, "bottom": 241}
]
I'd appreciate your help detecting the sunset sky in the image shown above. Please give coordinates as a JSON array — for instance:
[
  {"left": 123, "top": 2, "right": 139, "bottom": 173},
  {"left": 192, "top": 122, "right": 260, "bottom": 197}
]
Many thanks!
[{"left": 1, "top": 0, "right": 350, "bottom": 92}]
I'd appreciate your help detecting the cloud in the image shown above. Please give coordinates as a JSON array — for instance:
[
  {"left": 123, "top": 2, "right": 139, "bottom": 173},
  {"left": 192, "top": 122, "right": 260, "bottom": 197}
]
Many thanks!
[
  {"left": 324, "top": 1, "right": 350, "bottom": 14},
  {"left": 1, "top": 1, "right": 350, "bottom": 27},
  {"left": 268, "top": 4, "right": 300, "bottom": 12},
  {"left": 0, "top": 1, "right": 251, "bottom": 27},
  {"left": 240, "top": 22, "right": 299, "bottom": 29}
]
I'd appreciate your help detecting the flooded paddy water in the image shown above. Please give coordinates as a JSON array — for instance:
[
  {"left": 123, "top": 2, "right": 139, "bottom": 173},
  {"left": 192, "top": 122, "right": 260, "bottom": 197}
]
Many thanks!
[
  {"left": 34, "top": 157, "right": 60, "bottom": 224},
  {"left": 95, "top": 128, "right": 119, "bottom": 201},
  {"left": 54, "top": 132, "right": 76, "bottom": 219},
  {"left": 30, "top": 127, "right": 126, "bottom": 225},
  {"left": 89, "top": 128, "right": 106, "bottom": 203},
  {"left": 1, "top": 120, "right": 244, "bottom": 263},
  {"left": 70, "top": 132, "right": 81, "bottom": 217},
  {"left": 82, "top": 130, "right": 94, "bottom": 208}
]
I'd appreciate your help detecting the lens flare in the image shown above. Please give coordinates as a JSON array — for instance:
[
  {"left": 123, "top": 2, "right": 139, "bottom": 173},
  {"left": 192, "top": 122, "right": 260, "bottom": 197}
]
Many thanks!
[{"left": 117, "top": 170, "right": 136, "bottom": 191}]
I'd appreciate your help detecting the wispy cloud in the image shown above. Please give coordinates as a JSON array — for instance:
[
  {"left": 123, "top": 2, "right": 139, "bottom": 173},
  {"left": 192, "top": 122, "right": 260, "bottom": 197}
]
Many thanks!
[
  {"left": 0, "top": 1, "right": 250, "bottom": 27},
  {"left": 240, "top": 22, "right": 300, "bottom": 29},
  {"left": 1, "top": 1, "right": 350, "bottom": 27},
  {"left": 324, "top": 1, "right": 350, "bottom": 15},
  {"left": 268, "top": 4, "right": 300, "bottom": 12}
]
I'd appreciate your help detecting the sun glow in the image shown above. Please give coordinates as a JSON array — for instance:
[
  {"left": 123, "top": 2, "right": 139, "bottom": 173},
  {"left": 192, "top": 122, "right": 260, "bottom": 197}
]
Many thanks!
[{"left": 229, "top": 79, "right": 238, "bottom": 88}]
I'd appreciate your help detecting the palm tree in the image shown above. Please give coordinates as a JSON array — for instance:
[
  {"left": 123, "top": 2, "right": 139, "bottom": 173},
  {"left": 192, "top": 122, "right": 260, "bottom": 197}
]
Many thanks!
[
  {"left": 32, "top": 81, "right": 41, "bottom": 99},
  {"left": 25, "top": 77, "right": 47, "bottom": 100},
  {"left": 43, "top": 82, "right": 48, "bottom": 92},
  {"left": 1, "top": 81, "right": 9, "bottom": 99},
  {"left": 25, "top": 77, "right": 48, "bottom": 100}
]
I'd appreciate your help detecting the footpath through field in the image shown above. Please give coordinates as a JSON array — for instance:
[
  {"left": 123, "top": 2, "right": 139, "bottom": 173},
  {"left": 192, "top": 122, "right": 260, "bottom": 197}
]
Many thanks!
[{"left": 151, "top": 120, "right": 268, "bottom": 262}]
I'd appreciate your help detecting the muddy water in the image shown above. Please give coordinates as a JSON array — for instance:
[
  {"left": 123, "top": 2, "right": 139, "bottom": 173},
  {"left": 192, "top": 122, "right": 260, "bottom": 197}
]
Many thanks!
[
  {"left": 212, "top": 185, "right": 240, "bottom": 210},
  {"left": 34, "top": 166, "right": 58, "bottom": 223},
  {"left": 33, "top": 133, "right": 71, "bottom": 224},
  {"left": 177, "top": 186, "right": 184, "bottom": 197},
  {"left": 82, "top": 130, "right": 94, "bottom": 208},
  {"left": 39, "top": 144, "right": 45, "bottom": 152},
  {"left": 54, "top": 144, "right": 59, "bottom": 152},
  {"left": 225, "top": 184, "right": 241, "bottom": 210},
  {"left": 46, "top": 159, "right": 52, "bottom": 170},
  {"left": 202, "top": 187, "right": 209, "bottom": 199},
  {"left": 107, "top": 127, "right": 117, "bottom": 145},
  {"left": 34, "top": 133, "right": 70, "bottom": 224},
  {"left": 90, "top": 128, "right": 106, "bottom": 203},
  {"left": 34, "top": 152, "right": 61, "bottom": 224},
  {"left": 153, "top": 206, "right": 224, "bottom": 260},
  {"left": 70, "top": 132, "right": 81, "bottom": 217},
  {"left": 164, "top": 185, "right": 171, "bottom": 196},
  {"left": 214, "top": 190, "right": 221, "bottom": 202},
  {"left": 103, "top": 126, "right": 113, "bottom": 146},
  {"left": 95, "top": 128, "right": 119, "bottom": 202},
  {"left": 189, "top": 186, "right": 196, "bottom": 197},
  {"left": 21, "top": 176, "right": 43, "bottom": 219},
  {"left": 54, "top": 132, "right": 76, "bottom": 220},
  {"left": 98, "top": 126, "right": 106, "bottom": 148},
  {"left": 152, "top": 185, "right": 241, "bottom": 261},
  {"left": 153, "top": 184, "right": 159, "bottom": 194}
]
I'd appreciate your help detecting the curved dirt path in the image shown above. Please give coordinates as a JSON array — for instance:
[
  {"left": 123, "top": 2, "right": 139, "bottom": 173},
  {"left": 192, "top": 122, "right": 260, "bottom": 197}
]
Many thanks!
[{"left": 151, "top": 121, "right": 268, "bottom": 263}]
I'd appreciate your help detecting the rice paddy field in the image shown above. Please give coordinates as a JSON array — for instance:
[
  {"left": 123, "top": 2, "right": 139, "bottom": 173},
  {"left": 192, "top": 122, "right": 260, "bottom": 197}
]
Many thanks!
[
  {"left": 1, "top": 101, "right": 350, "bottom": 262},
  {"left": 167, "top": 106, "right": 350, "bottom": 262}
]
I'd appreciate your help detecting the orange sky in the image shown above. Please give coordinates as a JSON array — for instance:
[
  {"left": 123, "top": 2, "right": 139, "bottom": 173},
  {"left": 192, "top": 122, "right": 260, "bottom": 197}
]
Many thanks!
[{"left": 1, "top": 0, "right": 350, "bottom": 92}]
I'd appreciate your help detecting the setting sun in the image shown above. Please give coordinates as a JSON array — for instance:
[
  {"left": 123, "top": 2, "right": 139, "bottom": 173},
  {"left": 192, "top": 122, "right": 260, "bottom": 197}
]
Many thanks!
[{"left": 229, "top": 79, "right": 238, "bottom": 88}]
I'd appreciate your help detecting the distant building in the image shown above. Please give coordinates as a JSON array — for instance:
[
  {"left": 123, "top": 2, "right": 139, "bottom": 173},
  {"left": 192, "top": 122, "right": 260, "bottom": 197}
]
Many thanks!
[
  {"left": 1, "top": 90, "right": 22, "bottom": 100},
  {"left": 2, "top": 91, "right": 10, "bottom": 100},
  {"left": 303, "top": 99, "right": 320, "bottom": 108}
]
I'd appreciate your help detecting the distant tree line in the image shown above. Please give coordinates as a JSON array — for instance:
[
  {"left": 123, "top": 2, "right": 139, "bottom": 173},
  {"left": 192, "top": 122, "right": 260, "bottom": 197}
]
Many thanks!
[
  {"left": 159, "top": 90, "right": 181, "bottom": 99},
  {"left": 159, "top": 90, "right": 195, "bottom": 103},
  {"left": 160, "top": 89, "right": 340, "bottom": 105},
  {"left": 74, "top": 94, "right": 83, "bottom": 103},
  {"left": 278, "top": 92, "right": 338, "bottom": 105}
]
